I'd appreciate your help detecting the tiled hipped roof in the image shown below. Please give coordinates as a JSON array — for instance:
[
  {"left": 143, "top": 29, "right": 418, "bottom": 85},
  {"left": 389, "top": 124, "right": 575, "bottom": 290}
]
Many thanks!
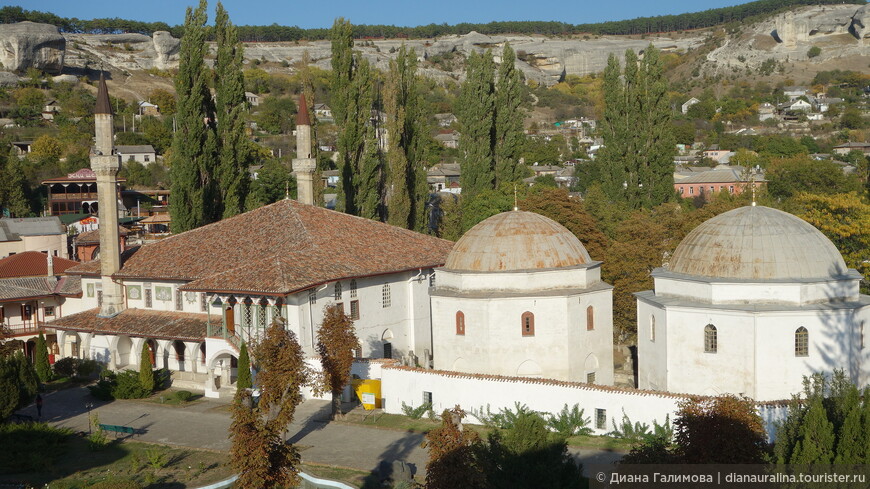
[
  {"left": 66, "top": 200, "right": 454, "bottom": 296},
  {"left": 0, "top": 276, "right": 81, "bottom": 301},
  {"left": 0, "top": 251, "right": 79, "bottom": 278},
  {"left": 48, "top": 308, "right": 217, "bottom": 341}
]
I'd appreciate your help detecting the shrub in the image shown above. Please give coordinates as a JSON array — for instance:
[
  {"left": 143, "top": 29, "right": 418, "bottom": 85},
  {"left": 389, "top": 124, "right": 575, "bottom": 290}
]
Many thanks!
[
  {"left": 88, "top": 378, "right": 114, "bottom": 401},
  {"left": 76, "top": 359, "right": 101, "bottom": 378},
  {"left": 471, "top": 402, "right": 542, "bottom": 430},
  {"left": 53, "top": 357, "right": 79, "bottom": 378},
  {"left": 609, "top": 410, "right": 651, "bottom": 442},
  {"left": 546, "top": 404, "right": 593, "bottom": 437},
  {"left": 145, "top": 447, "right": 168, "bottom": 468},
  {"left": 155, "top": 368, "right": 171, "bottom": 390},
  {"left": 807, "top": 46, "right": 821, "bottom": 58},
  {"left": 401, "top": 401, "right": 433, "bottom": 419},
  {"left": 174, "top": 390, "right": 193, "bottom": 402},
  {"left": 113, "top": 370, "right": 151, "bottom": 399}
]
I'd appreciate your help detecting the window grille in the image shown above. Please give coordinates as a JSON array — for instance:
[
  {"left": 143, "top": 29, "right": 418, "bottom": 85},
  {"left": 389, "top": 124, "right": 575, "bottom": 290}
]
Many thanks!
[
  {"left": 175, "top": 289, "right": 183, "bottom": 311},
  {"left": 704, "top": 324, "right": 717, "bottom": 353},
  {"left": 350, "top": 300, "right": 360, "bottom": 320},
  {"left": 201, "top": 293, "right": 208, "bottom": 312},
  {"left": 382, "top": 284, "right": 391, "bottom": 308},
  {"left": 334, "top": 282, "right": 342, "bottom": 300},
  {"left": 456, "top": 311, "right": 465, "bottom": 335},
  {"left": 586, "top": 306, "right": 594, "bottom": 331},
  {"left": 144, "top": 289, "right": 152, "bottom": 308},
  {"left": 596, "top": 409, "right": 606, "bottom": 430},
  {"left": 795, "top": 327, "right": 809, "bottom": 357},
  {"left": 350, "top": 279, "right": 358, "bottom": 298},
  {"left": 521, "top": 312, "right": 535, "bottom": 336},
  {"left": 587, "top": 372, "right": 596, "bottom": 384}
]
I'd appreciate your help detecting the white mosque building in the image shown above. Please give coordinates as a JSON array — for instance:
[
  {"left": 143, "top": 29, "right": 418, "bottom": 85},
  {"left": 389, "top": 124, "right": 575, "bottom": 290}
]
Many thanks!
[
  {"left": 636, "top": 205, "right": 870, "bottom": 401},
  {"left": 431, "top": 211, "right": 614, "bottom": 384}
]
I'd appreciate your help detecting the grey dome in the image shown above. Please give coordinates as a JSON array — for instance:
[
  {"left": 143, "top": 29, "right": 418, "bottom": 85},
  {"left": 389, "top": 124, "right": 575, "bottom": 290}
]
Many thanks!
[
  {"left": 445, "top": 211, "right": 591, "bottom": 272},
  {"left": 667, "top": 206, "right": 848, "bottom": 281}
]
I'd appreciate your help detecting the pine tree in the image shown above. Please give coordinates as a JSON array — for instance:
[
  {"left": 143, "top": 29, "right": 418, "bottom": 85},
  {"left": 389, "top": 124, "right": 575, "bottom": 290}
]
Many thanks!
[
  {"left": 170, "top": 0, "right": 219, "bottom": 232},
  {"left": 494, "top": 43, "right": 526, "bottom": 187},
  {"left": 214, "top": 1, "right": 250, "bottom": 218},
  {"left": 457, "top": 50, "right": 496, "bottom": 202},
  {"left": 790, "top": 397, "right": 835, "bottom": 464},
  {"left": 34, "top": 331, "right": 51, "bottom": 382},
  {"left": 139, "top": 341, "right": 155, "bottom": 393},
  {"left": 316, "top": 304, "right": 360, "bottom": 419},
  {"left": 596, "top": 46, "right": 675, "bottom": 209},
  {"left": 236, "top": 341, "right": 252, "bottom": 390}
]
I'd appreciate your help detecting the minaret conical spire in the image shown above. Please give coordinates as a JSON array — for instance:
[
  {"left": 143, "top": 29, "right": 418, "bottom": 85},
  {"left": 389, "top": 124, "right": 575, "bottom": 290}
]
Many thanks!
[{"left": 94, "top": 72, "right": 113, "bottom": 115}]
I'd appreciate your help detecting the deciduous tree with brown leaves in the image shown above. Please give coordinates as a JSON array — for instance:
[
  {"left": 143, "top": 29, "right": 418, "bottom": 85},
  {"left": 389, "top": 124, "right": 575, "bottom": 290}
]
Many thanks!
[
  {"left": 316, "top": 304, "right": 360, "bottom": 420},
  {"left": 423, "top": 406, "right": 487, "bottom": 489},
  {"left": 230, "top": 318, "right": 308, "bottom": 489}
]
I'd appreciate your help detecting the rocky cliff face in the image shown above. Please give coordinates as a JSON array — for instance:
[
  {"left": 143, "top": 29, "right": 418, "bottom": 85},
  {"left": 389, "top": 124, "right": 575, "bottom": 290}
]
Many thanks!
[
  {"left": 2, "top": 5, "right": 868, "bottom": 83},
  {"left": 0, "top": 21, "right": 65, "bottom": 74}
]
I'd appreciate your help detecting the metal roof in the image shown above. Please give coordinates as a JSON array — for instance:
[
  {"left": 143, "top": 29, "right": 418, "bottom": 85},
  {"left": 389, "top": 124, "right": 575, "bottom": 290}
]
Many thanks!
[
  {"left": 667, "top": 206, "right": 848, "bottom": 281},
  {"left": 444, "top": 211, "right": 591, "bottom": 272},
  {"left": 0, "top": 217, "right": 64, "bottom": 236}
]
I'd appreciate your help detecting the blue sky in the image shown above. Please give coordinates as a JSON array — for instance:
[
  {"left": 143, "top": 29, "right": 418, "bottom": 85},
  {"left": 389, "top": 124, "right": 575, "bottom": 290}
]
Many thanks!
[{"left": 5, "top": 1, "right": 749, "bottom": 29}]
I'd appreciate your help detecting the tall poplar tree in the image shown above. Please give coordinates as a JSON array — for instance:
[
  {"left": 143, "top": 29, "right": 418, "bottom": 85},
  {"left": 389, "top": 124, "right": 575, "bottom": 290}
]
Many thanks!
[
  {"left": 331, "top": 18, "right": 360, "bottom": 215},
  {"left": 0, "top": 153, "right": 29, "bottom": 217},
  {"left": 298, "top": 50, "right": 323, "bottom": 207},
  {"left": 214, "top": 1, "right": 250, "bottom": 218},
  {"left": 457, "top": 50, "right": 496, "bottom": 201},
  {"left": 494, "top": 43, "right": 526, "bottom": 187},
  {"left": 170, "top": 0, "right": 219, "bottom": 232},
  {"left": 596, "top": 45, "right": 675, "bottom": 209},
  {"left": 385, "top": 44, "right": 429, "bottom": 231}
]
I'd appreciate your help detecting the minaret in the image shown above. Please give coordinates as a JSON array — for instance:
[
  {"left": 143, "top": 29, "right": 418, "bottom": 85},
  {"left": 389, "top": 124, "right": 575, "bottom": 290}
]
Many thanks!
[
  {"left": 92, "top": 73, "right": 124, "bottom": 318},
  {"left": 292, "top": 94, "right": 316, "bottom": 206}
]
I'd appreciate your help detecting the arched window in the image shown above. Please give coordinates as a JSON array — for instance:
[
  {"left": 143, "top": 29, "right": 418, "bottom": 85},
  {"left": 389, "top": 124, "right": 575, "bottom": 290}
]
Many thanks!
[
  {"left": 704, "top": 324, "right": 717, "bottom": 353},
  {"left": 456, "top": 311, "right": 465, "bottom": 335},
  {"left": 795, "top": 327, "right": 808, "bottom": 357},
  {"left": 382, "top": 284, "right": 391, "bottom": 308},
  {"left": 586, "top": 306, "right": 594, "bottom": 331},
  {"left": 334, "top": 282, "right": 342, "bottom": 300},
  {"left": 650, "top": 315, "right": 656, "bottom": 342},
  {"left": 521, "top": 312, "right": 535, "bottom": 337},
  {"left": 350, "top": 279, "right": 358, "bottom": 298}
]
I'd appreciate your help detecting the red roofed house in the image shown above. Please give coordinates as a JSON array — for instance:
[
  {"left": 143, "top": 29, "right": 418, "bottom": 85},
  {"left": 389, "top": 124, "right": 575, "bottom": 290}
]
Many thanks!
[
  {"left": 48, "top": 79, "right": 453, "bottom": 397},
  {"left": 0, "top": 251, "right": 84, "bottom": 362}
]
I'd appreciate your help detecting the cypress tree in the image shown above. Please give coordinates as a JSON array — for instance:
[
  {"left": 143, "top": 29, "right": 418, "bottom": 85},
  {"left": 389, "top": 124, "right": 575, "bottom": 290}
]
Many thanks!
[
  {"left": 638, "top": 46, "right": 676, "bottom": 207},
  {"left": 790, "top": 397, "right": 835, "bottom": 464},
  {"left": 34, "top": 331, "right": 51, "bottom": 382},
  {"left": 457, "top": 50, "right": 496, "bottom": 202},
  {"left": 170, "top": 0, "right": 219, "bottom": 232},
  {"left": 833, "top": 404, "right": 865, "bottom": 464},
  {"left": 494, "top": 42, "right": 526, "bottom": 187},
  {"left": 236, "top": 341, "right": 252, "bottom": 390},
  {"left": 139, "top": 341, "right": 155, "bottom": 393},
  {"left": 214, "top": 1, "right": 250, "bottom": 218}
]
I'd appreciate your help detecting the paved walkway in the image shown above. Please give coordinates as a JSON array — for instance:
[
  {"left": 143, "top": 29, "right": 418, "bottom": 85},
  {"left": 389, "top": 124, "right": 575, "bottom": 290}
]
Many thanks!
[{"left": 18, "top": 386, "right": 622, "bottom": 478}]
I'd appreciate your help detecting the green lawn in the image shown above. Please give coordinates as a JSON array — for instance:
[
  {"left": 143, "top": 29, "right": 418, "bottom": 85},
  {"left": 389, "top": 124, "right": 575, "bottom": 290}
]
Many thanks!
[{"left": 0, "top": 430, "right": 231, "bottom": 488}]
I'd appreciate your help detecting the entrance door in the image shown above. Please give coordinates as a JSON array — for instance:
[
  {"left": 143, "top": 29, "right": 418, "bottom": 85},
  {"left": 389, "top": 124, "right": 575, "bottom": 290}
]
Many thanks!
[{"left": 225, "top": 306, "right": 235, "bottom": 335}]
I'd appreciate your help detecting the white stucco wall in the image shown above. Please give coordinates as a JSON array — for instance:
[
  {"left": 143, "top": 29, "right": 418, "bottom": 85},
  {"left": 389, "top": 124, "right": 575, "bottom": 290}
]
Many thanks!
[
  {"left": 0, "top": 234, "right": 68, "bottom": 259},
  {"left": 432, "top": 288, "right": 614, "bottom": 385}
]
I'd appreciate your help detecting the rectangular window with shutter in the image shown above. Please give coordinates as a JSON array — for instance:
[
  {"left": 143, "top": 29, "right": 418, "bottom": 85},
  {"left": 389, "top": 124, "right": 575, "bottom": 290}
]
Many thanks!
[
  {"left": 175, "top": 289, "right": 183, "bottom": 311},
  {"left": 145, "top": 289, "right": 152, "bottom": 308},
  {"left": 350, "top": 300, "right": 360, "bottom": 320}
]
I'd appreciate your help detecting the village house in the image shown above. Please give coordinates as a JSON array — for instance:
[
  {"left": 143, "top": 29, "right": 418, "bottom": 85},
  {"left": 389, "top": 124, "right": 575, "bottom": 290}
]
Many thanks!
[
  {"left": 681, "top": 97, "right": 700, "bottom": 114},
  {"left": 11, "top": 141, "right": 32, "bottom": 157},
  {"left": 673, "top": 168, "right": 764, "bottom": 198},
  {"left": 138, "top": 101, "right": 159, "bottom": 116},
  {"left": 427, "top": 163, "right": 461, "bottom": 193},
  {"left": 42, "top": 169, "right": 126, "bottom": 217},
  {"left": 42, "top": 100, "right": 60, "bottom": 120},
  {"left": 0, "top": 217, "right": 68, "bottom": 259},
  {"left": 0, "top": 251, "right": 83, "bottom": 361},
  {"left": 433, "top": 113, "right": 457, "bottom": 127},
  {"left": 758, "top": 102, "right": 776, "bottom": 121},
  {"left": 244, "top": 92, "right": 260, "bottom": 107},
  {"left": 116, "top": 145, "right": 157, "bottom": 164},
  {"left": 833, "top": 141, "right": 870, "bottom": 156},
  {"left": 434, "top": 130, "right": 460, "bottom": 149},
  {"left": 313, "top": 103, "right": 332, "bottom": 119}
]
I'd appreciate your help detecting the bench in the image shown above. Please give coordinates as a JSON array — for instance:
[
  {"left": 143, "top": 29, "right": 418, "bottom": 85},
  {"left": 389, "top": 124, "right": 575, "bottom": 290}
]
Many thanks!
[{"left": 98, "top": 424, "right": 136, "bottom": 437}]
